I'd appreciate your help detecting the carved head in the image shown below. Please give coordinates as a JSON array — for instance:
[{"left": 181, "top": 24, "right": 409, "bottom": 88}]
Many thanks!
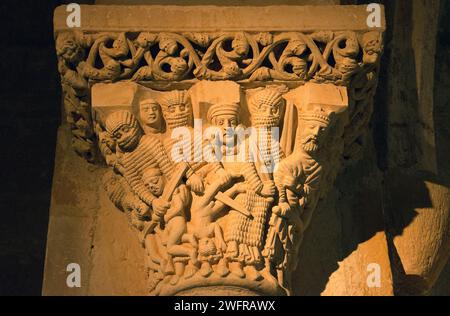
[
  {"left": 142, "top": 168, "right": 165, "bottom": 196},
  {"left": 170, "top": 57, "right": 189, "bottom": 75},
  {"left": 232, "top": 33, "right": 249, "bottom": 56},
  {"left": 56, "top": 32, "right": 84, "bottom": 64},
  {"left": 139, "top": 98, "right": 163, "bottom": 130},
  {"left": 198, "top": 237, "right": 217, "bottom": 259},
  {"left": 362, "top": 32, "right": 382, "bottom": 64},
  {"left": 362, "top": 31, "right": 382, "bottom": 55},
  {"left": 256, "top": 32, "right": 273, "bottom": 46},
  {"left": 249, "top": 88, "right": 284, "bottom": 128},
  {"left": 222, "top": 62, "right": 241, "bottom": 77},
  {"left": 105, "top": 110, "right": 142, "bottom": 152},
  {"left": 297, "top": 105, "right": 334, "bottom": 154},
  {"left": 135, "top": 32, "right": 158, "bottom": 48},
  {"left": 287, "top": 39, "right": 307, "bottom": 56},
  {"left": 207, "top": 102, "right": 240, "bottom": 141},
  {"left": 291, "top": 58, "right": 308, "bottom": 78},
  {"left": 160, "top": 91, "right": 192, "bottom": 129},
  {"left": 159, "top": 36, "right": 178, "bottom": 55}
]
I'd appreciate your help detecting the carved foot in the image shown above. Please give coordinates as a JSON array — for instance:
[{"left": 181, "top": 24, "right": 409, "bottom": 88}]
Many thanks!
[
  {"left": 170, "top": 274, "right": 180, "bottom": 285},
  {"left": 199, "top": 262, "right": 213, "bottom": 277},
  {"left": 246, "top": 265, "right": 263, "bottom": 281},
  {"left": 229, "top": 261, "right": 245, "bottom": 278},
  {"left": 148, "top": 279, "right": 158, "bottom": 292},
  {"left": 216, "top": 259, "right": 230, "bottom": 277},
  {"left": 184, "top": 262, "right": 198, "bottom": 279},
  {"left": 225, "top": 241, "right": 239, "bottom": 259},
  {"left": 147, "top": 270, "right": 163, "bottom": 292},
  {"left": 162, "top": 259, "right": 175, "bottom": 276}
]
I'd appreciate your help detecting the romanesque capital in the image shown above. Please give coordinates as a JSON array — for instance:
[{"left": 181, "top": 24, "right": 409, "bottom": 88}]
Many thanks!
[{"left": 53, "top": 4, "right": 385, "bottom": 296}]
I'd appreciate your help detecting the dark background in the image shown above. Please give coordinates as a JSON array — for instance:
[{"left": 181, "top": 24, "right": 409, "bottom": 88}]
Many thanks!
[{"left": 0, "top": 0, "right": 94, "bottom": 296}]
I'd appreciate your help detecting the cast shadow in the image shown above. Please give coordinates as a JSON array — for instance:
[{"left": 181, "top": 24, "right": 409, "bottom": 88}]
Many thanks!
[{"left": 291, "top": 0, "right": 450, "bottom": 296}]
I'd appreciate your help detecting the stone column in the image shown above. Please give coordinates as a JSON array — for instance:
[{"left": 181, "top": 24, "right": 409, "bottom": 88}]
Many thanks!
[{"left": 44, "top": 4, "right": 386, "bottom": 295}]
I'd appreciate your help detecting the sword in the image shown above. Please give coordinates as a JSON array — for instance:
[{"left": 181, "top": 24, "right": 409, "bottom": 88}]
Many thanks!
[
  {"left": 215, "top": 191, "right": 252, "bottom": 219},
  {"left": 141, "top": 162, "right": 189, "bottom": 240}
]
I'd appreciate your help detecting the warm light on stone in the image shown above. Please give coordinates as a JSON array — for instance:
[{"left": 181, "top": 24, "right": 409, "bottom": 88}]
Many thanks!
[{"left": 44, "top": 4, "right": 394, "bottom": 296}]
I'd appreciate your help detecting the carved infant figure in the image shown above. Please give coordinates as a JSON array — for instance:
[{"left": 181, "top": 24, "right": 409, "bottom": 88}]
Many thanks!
[
  {"left": 141, "top": 168, "right": 197, "bottom": 286},
  {"left": 104, "top": 110, "right": 175, "bottom": 227},
  {"left": 159, "top": 90, "right": 230, "bottom": 195},
  {"left": 187, "top": 173, "right": 244, "bottom": 278}
]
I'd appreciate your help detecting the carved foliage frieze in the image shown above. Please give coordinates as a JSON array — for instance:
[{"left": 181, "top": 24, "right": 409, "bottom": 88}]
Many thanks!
[{"left": 55, "top": 30, "right": 383, "bottom": 163}]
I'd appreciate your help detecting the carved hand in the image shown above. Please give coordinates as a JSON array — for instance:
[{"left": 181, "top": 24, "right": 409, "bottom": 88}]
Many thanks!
[
  {"left": 113, "top": 161, "right": 125, "bottom": 176},
  {"left": 186, "top": 173, "right": 205, "bottom": 194},
  {"left": 152, "top": 198, "right": 170, "bottom": 217},
  {"left": 260, "top": 180, "right": 276, "bottom": 197},
  {"left": 217, "top": 170, "right": 233, "bottom": 187},
  {"left": 136, "top": 202, "right": 150, "bottom": 217},
  {"left": 275, "top": 202, "right": 291, "bottom": 218},
  {"left": 232, "top": 182, "right": 247, "bottom": 195}
]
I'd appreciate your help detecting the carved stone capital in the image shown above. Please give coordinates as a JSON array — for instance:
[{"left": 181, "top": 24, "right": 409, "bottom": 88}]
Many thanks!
[{"left": 53, "top": 4, "right": 385, "bottom": 296}]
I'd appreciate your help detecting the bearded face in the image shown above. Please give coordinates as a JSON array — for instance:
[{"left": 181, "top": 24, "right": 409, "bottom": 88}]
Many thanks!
[
  {"left": 212, "top": 114, "right": 238, "bottom": 144},
  {"left": 251, "top": 103, "right": 281, "bottom": 128},
  {"left": 111, "top": 124, "right": 142, "bottom": 152},
  {"left": 298, "top": 120, "right": 329, "bottom": 154}
]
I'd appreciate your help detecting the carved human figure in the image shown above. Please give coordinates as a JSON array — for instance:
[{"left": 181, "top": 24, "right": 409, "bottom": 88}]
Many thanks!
[
  {"left": 206, "top": 102, "right": 272, "bottom": 281},
  {"left": 152, "top": 36, "right": 189, "bottom": 81},
  {"left": 139, "top": 98, "right": 165, "bottom": 135},
  {"left": 186, "top": 173, "right": 244, "bottom": 278},
  {"left": 56, "top": 31, "right": 98, "bottom": 160},
  {"left": 263, "top": 104, "right": 334, "bottom": 295},
  {"left": 159, "top": 90, "right": 227, "bottom": 194},
  {"left": 55, "top": 32, "right": 87, "bottom": 92},
  {"left": 96, "top": 121, "right": 149, "bottom": 230},
  {"left": 248, "top": 86, "right": 286, "bottom": 179},
  {"left": 141, "top": 168, "right": 197, "bottom": 287},
  {"left": 249, "top": 38, "right": 308, "bottom": 81},
  {"left": 105, "top": 110, "right": 198, "bottom": 289},
  {"left": 104, "top": 110, "right": 175, "bottom": 227}
]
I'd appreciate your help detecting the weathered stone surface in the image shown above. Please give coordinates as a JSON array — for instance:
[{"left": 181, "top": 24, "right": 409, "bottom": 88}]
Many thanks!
[
  {"left": 45, "top": 3, "right": 422, "bottom": 297},
  {"left": 43, "top": 126, "right": 147, "bottom": 295},
  {"left": 376, "top": 0, "right": 450, "bottom": 295},
  {"left": 322, "top": 232, "right": 393, "bottom": 296},
  {"left": 49, "top": 2, "right": 386, "bottom": 296},
  {"left": 54, "top": 5, "right": 385, "bottom": 32}
]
